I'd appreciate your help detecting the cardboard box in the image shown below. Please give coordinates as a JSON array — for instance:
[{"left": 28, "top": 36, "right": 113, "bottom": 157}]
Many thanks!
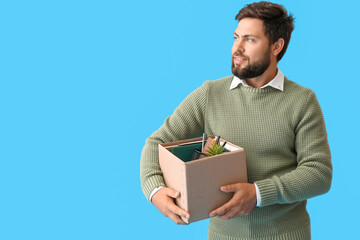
[{"left": 159, "top": 136, "right": 247, "bottom": 223}]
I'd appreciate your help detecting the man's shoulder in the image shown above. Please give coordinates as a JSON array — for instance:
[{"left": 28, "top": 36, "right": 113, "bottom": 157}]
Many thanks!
[
  {"left": 203, "top": 75, "right": 233, "bottom": 89},
  {"left": 284, "top": 77, "right": 314, "bottom": 95},
  {"left": 184, "top": 76, "right": 233, "bottom": 102}
]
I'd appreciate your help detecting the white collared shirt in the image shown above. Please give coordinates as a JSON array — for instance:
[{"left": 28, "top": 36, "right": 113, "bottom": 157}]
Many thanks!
[{"left": 230, "top": 68, "right": 284, "bottom": 91}]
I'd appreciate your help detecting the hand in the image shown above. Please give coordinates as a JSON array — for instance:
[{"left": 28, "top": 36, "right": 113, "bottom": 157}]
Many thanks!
[
  {"left": 209, "top": 183, "right": 257, "bottom": 220},
  {"left": 152, "top": 187, "right": 190, "bottom": 225}
]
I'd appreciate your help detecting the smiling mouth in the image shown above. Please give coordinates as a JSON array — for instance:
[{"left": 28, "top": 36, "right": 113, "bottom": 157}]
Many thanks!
[{"left": 233, "top": 56, "right": 247, "bottom": 64}]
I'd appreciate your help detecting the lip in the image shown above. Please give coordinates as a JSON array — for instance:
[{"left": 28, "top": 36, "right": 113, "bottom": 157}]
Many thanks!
[{"left": 233, "top": 56, "right": 247, "bottom": 64}]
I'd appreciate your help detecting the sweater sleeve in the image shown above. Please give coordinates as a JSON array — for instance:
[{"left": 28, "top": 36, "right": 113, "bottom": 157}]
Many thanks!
[
  {"left": 140, "top": 81, "right": 209, "bottom": 201},
  {"left": 255, "top": 91, "right": 332, "bottom": 207}
]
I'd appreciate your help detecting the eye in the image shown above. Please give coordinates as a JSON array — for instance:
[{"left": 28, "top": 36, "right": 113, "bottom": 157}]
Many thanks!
[
  {"left": 233, "top": 36, "right": 239, "bottom": 40},
  {"left": 247, "top": 38, "right": 255, "bottom": 42}
]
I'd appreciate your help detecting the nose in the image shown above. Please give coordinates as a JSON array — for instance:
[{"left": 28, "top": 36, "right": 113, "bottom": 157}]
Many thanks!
[{"left": 232, "top": 39, "right": 245, "bottom": 54}]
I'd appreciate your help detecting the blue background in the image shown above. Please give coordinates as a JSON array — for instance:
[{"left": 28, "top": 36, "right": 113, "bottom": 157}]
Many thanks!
[{"left": 0, "top": 0, "right": 359, "bottom": 239}]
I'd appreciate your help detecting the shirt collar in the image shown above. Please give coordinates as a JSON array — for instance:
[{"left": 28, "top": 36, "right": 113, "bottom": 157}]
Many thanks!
[{"left": 230, "top": 68, "right": 284, "bottom": 91}]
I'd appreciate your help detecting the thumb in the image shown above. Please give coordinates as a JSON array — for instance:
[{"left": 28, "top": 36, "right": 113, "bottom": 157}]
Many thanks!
[
  {"left": 166, "top": 187, "right": 181, "bottom": 198},
  {"left": 220, "top": 183, "right": 239, "bottom": 193}
]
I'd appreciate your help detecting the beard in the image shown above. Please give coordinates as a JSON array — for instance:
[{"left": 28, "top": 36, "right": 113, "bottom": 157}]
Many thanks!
[{"left": 232, "top": 48, "right": 271, "bottom": 80}]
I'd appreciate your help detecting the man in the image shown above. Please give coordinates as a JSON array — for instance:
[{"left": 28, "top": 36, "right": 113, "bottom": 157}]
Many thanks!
[{"left": 140, "top": 1, "right": 332, "bottom": 240}]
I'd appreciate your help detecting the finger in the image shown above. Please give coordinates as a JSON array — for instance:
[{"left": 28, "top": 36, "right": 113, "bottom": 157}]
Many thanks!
[
  {"left": 218, "top": 202, "right": 255, "bottom": 219},
  {"left": 169, "top": 201, "right": 190, "bottom": 219},
  {"left": 220, "top": 183, "right": 240, "bottom": 193},
  {"left": 218, "top": 207, "right": 243, "bottom": 220},
  {"left": 165, "top": 188, "right": 181, "bottom": 199},
  {"left": 168, "top": 212, "right": 188, "bottom": 225},
  {"left": 209, "top": 202, "right": 232, "bottom": 217}
]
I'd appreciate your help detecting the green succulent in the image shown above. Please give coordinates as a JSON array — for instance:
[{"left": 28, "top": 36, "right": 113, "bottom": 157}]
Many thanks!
[{"left": 206, "top": 143, "right": 225, "bottom": 156}]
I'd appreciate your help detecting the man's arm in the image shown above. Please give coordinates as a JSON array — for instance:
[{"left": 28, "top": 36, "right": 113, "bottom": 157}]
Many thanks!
[
  {"left": 254, "top": 91, "right": 332, "bottom": 207},
  {"left": 140, "top": 81, "right": 209, "bottom": 223},
  {"left": 210, "top": 90, "right": 332, "bottom": 218}
]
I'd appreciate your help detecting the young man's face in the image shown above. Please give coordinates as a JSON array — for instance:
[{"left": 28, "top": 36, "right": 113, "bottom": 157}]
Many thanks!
[{"left": 232, "top": 18, "right": 273, "bottom": 79}]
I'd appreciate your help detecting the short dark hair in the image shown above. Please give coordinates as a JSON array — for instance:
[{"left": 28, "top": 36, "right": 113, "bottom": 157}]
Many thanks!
[{"left": 235, "top": 1, "right": 294, "bottom": 61}]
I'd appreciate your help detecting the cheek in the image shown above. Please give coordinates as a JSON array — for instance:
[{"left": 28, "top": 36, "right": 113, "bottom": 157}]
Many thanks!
[{"left": 247, "top": 47, "right": 262, "bottom": 61}]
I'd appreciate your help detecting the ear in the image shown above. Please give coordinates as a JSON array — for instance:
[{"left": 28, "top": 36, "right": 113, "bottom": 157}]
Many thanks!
[{"left": 272, "top": 38, "right": 285, "bottom": 57}]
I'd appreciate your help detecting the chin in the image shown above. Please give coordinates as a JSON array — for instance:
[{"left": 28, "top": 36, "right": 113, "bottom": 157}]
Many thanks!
[{"left": 232, "top": 65, "right": 244, "bottom": 73}]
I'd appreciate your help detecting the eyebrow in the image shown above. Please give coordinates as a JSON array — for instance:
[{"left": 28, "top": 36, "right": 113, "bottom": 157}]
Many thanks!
[{"left": 234, "top": 33, "right": 259, "bottom": 39}]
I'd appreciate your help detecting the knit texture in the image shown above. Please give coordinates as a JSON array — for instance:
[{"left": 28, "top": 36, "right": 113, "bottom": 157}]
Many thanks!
[{"left": 140, "top": 76, "right": 332, "bottom": 240}]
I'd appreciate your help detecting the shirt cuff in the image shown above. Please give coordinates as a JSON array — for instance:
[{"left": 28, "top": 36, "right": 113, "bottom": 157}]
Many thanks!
[
  {"left": 149, "top": 186, "right": 164, "bottom": 203},
  {"left": 254, "top": 183, "right": 261, "bottom": 207}
]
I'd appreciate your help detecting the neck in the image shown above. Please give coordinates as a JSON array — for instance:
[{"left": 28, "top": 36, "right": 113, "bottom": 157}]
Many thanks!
[{"left": 245, "top": 62, "right": 278, "bottom": 88}]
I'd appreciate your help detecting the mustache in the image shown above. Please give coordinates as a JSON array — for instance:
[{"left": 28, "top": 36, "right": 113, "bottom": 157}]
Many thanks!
[{"left": 233, "top": 52, "right": 248, "bottom": 58}]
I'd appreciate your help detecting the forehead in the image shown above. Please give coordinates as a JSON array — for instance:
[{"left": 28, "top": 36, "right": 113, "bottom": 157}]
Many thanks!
[{"left": 234, "top": 18, "right": 266, "bottom": 38}]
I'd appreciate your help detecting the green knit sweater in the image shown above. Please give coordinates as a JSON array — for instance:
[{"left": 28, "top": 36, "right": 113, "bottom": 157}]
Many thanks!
[{"left": 140, "top": 76, "right": 332, "bottom": 240}]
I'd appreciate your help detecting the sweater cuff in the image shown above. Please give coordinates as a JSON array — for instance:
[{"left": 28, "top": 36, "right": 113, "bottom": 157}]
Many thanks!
[
  {"left": 141, "top": 174, "right": 166, "bottom": 202},
  {"left": 254, "top": 179, "right": 277, "bottom": 207}
]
